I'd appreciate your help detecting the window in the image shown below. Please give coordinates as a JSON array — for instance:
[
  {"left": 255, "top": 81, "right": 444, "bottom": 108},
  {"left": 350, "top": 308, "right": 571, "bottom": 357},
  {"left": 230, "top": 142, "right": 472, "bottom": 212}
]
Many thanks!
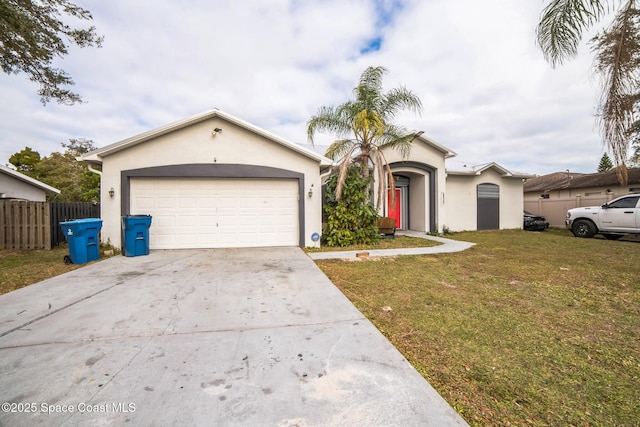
[{"left": 607, "top": 196, "right": 639, "bottom": 209}]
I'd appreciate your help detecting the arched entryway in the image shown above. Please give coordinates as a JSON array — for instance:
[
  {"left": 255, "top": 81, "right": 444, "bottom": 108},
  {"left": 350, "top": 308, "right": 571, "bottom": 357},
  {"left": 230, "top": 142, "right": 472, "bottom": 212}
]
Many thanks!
[{"left": 477, "top": 183, "right": 499, "bottom": 230}]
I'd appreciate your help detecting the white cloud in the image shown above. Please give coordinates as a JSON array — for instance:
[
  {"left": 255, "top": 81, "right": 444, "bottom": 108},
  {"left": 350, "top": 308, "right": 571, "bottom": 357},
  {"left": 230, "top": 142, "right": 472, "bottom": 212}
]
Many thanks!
[{"left": 0, "top": 0, "right": 613, "bottom": 176}]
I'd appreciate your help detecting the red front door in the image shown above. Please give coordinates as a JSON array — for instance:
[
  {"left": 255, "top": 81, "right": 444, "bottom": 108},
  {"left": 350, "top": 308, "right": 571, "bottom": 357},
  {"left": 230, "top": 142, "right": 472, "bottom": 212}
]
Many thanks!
[{"left": 388, "top": 189, "right": 401, "bottom": 228}]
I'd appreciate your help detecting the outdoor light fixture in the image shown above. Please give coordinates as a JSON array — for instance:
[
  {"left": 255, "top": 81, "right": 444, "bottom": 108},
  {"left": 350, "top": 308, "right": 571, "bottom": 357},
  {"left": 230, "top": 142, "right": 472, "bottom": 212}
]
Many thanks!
[
  {"left": 211, "top": 127, "right": 222, "bottom": 137},
  {"left": 109, "top": 187, "right": 115, "bottom": 198},
  {"left": 308, "top": 185, "right": 314, "bottom": 198}
]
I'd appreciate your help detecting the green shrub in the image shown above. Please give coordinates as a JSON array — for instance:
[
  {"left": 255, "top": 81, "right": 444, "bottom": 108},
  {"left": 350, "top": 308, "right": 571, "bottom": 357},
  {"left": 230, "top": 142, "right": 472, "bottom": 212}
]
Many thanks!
[{"left": 322, "top": 165, "right": 380, "bottom": 247}]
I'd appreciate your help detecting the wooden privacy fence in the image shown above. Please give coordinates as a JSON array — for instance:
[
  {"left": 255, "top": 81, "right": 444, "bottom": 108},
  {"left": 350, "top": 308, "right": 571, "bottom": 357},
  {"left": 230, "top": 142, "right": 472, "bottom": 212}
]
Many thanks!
[
  {"left": 0, "top": 200, "right": 51, "bottom": 250},
  {"left": 0, "top": 201, "right": 100, "bottom": 250},
  {"left": 50, "top": 202, "right": 100, "bottom": 248}
]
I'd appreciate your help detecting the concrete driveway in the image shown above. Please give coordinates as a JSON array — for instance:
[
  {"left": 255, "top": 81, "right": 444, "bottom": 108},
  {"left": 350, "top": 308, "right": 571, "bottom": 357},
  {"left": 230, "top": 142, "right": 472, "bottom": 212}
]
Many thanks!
[{"left": 0, "top": 248, "right": 467, "bottom": 426}]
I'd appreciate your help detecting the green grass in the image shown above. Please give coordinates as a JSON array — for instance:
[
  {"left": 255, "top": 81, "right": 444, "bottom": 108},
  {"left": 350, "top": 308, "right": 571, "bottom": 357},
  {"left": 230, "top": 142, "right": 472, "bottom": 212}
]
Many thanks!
[
  {"left": 315, "top": 229, "right": 640, "bottom": 426},
  {"left": 305, "top": 235, "right": 441, "bottom": 252},
  {"left": 0, "top": 244, "right": 114, "bottom": 295}
]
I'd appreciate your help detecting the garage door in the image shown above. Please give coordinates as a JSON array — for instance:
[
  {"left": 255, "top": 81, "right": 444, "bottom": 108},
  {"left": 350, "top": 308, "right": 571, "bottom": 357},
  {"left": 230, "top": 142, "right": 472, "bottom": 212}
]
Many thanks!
[{"left": 130, "top": 178, "right": 299, "bottom": 249}]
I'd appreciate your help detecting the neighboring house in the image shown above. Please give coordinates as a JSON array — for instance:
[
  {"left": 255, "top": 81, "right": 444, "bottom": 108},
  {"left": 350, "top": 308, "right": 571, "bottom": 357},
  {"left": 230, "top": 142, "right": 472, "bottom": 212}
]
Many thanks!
[
  {"left": 81, "top": 109, "right": 332, "bottom": 250},
  {"left": 80, "top": 109, "right": 533, "bottom": 251},
  {"left": 0, "top": 164, "right": 60, "bottom": 201},
  {"left": 523, "top": 168, "right": 640, "bottom": 227}
]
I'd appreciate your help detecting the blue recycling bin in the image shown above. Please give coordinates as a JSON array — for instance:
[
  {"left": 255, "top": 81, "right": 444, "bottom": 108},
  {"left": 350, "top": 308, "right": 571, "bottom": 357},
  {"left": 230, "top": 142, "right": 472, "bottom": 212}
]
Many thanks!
[
  {"left": 59, "top": 218, "right": 103, "bottom": 264},
  {"left": 122, "top": 215, "right": 152, "bottom": 257}
]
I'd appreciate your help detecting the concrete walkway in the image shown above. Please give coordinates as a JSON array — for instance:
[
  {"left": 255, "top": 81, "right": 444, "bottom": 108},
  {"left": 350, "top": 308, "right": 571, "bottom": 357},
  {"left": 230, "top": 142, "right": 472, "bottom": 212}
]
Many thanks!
[
  {"left": 0, "top": 247, "right": 468, "bottom": 426},
  {"left": 307, "top": 230, "right": 475, "bottom": 260}
]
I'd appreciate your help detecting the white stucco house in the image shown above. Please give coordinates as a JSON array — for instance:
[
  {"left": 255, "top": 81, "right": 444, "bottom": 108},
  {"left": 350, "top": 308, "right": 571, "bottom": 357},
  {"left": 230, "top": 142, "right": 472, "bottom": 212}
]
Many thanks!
[
  {"left": 81, "top": 109, "right": 531, "bottom": 250},
  {"left": 81, "top": 109, "right": 332, "bottom": 250},
  {"left": 0, "top": 164, "right": 60, "bottom": 201}
]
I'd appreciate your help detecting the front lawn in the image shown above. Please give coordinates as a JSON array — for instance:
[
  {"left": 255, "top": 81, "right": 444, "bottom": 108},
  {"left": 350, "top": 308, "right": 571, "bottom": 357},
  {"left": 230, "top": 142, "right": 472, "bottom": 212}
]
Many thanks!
[
  {"left": 0, "top": 244, "right": 104, "bottom": 295},
  {"left": 315, "top": 228, "right": 640, "bottom": 426}
]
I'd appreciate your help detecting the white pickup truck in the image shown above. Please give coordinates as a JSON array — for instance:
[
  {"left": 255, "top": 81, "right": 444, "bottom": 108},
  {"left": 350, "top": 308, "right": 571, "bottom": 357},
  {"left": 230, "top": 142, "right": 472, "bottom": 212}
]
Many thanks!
[{"left": 566, "top": 194, "right": 640, "bottom": 239}]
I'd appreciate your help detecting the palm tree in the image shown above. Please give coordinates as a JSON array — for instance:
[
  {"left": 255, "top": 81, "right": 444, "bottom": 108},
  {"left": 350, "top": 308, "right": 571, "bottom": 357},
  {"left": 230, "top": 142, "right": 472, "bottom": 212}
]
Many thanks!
[
  {"left": 536, "top": 0, "right": 640, "bottom": 185},
  {"left": 306, "top": 66, "right": 422, "bottom": 210}
]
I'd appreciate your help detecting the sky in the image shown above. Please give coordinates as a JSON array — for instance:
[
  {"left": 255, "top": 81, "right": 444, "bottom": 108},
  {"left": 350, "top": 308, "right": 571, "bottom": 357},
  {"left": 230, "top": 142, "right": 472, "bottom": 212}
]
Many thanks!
[{"left": 0, "top": 0, "right": 615, "bottom": 176}]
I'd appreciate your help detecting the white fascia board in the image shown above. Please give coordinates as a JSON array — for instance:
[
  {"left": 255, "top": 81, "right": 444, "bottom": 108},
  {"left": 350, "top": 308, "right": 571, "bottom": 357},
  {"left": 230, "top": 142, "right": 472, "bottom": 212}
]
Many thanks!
[
  {"left": 446, "top": 162, "right": 535, "bottom": 179},
  {"left": 414, "top": 133, "right": 457, "bottom": 158}
]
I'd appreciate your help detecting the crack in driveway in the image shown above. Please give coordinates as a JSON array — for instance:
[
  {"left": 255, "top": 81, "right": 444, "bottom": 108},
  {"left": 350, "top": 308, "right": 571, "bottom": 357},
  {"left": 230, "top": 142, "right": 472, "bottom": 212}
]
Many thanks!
[{"left": 0, "top": 281, "right": 126, "bottom": 339}]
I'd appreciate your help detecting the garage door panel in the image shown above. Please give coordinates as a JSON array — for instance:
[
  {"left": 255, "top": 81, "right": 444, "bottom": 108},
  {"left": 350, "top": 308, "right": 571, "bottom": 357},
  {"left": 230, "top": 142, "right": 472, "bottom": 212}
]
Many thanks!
[
  {"left": 154, "top": 215, "right": 176, "bottom": 227},
  {"left": 176, "top": 215, "right": 198, "bottom": 226},
  {"left": 178, "top": 198, "right": 198, "bottom": 208},
  {"left": 157, "top": 197, "right": 177, "bottom": 208},
  {"left": 199, "top": 215, "right": 217, "bottom": 226},
  {"left": 199, "top": 198, "right": 217, "bottom": 208},
  {"left": 130, "top": 178, "right": 298, "bottom": 249}
]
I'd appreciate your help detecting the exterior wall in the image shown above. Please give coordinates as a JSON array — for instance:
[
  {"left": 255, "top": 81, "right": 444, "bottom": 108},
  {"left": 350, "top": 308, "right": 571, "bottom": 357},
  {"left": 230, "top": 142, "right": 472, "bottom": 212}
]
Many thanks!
[
  {"left": 0, "top": 174, "right": 47, "bottom": 201},
  {"left": 445, "top": 175, "right": 477, "bottom": 231},
  {"left": 408, "top": 175, "right": 426, "bottom": 231},
  {"left": 446, "top": 169, "right": 524, "bottom": 231},
  {"left": 99, "top": 117, "right": 323, "bottom": 248},
  {"left": 380, "top": 140, "right": 447, "bottom": 233}
]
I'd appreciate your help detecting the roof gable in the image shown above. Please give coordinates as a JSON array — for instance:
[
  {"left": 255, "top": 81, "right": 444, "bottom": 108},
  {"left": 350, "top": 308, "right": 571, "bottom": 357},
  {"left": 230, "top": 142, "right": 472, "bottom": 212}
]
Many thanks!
[
  {"left": 82, "top": 109, "right": 332, "bottom": 166},
  {"left": 0, "top": 164, "right": 60, "bottom": 194},
  {"left": 446, "top": 162, "right": 533, "bottom": 179},
  {"left": 414, "top": 133, "right": 456, "bottom": 158}
]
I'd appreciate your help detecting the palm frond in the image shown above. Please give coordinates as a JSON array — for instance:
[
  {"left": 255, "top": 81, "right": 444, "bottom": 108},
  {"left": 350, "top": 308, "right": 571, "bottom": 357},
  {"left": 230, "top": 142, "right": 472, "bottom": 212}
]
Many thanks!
[
  {"left": 357, "top": 66, "right": 387, "bottom": 93},
  {"left": 376, "top": 124, "right": 415, "bottom": 159},
  {"left": 354, "top": 109, "right": 385, "bottom": 142},
  {"left": 537, "top": 0, "right": 609, "bottom": 67},
  {"left": 371, "top": 148, "right": 395, "bottom": 211},
  {"left": 591, "top": 1, "right": 640, "bottom": 185},
  {"left": 334, "top": 145, "right": 359, "bottom": 201},
  {"left": 381, "top": 86, "right": 423, "bottom": 119},
  {"left": 324, "top": 139, "right": 357, "bottom": 161},
  {"left": 354, "top": 66, "right": 387, "bottom": 112},
  {"left": 307, "top": 106, "right": 352, "bottom": 144}
]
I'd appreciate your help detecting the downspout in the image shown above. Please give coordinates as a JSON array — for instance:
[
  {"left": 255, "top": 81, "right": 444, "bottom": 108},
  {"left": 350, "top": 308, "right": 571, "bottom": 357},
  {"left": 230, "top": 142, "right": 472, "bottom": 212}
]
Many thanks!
[
  {"left": 320, "top": 168, "right": 333, "bottom": 182},
  {"left": 87, "top": 164, "right": 102, "bottom": 176},
  {"left": 77, "top": 156, "right": 102, "bottom": 177},
  {"left": 81, "top": 159, "right": 103, "bottom": 205}
]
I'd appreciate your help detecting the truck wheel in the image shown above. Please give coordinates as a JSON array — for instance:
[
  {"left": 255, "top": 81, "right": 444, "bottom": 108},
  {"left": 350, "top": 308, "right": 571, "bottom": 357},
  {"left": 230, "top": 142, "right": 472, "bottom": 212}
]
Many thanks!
[{"left": 572, "top": 220, "right": 597, "bottom": 238}]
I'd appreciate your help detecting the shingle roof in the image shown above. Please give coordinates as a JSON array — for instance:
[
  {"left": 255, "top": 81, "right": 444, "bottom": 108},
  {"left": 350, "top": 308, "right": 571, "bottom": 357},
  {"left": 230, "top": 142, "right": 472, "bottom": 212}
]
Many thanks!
[{"left": 524, "top": 168, "right": 640, "bottom": 193}]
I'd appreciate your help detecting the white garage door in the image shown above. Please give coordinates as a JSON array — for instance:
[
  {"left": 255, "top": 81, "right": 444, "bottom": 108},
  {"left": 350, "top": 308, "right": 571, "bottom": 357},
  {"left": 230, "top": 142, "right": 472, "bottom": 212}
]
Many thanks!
[{"left": 130, "top": 178, "right": 299, "bottom": 249}]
